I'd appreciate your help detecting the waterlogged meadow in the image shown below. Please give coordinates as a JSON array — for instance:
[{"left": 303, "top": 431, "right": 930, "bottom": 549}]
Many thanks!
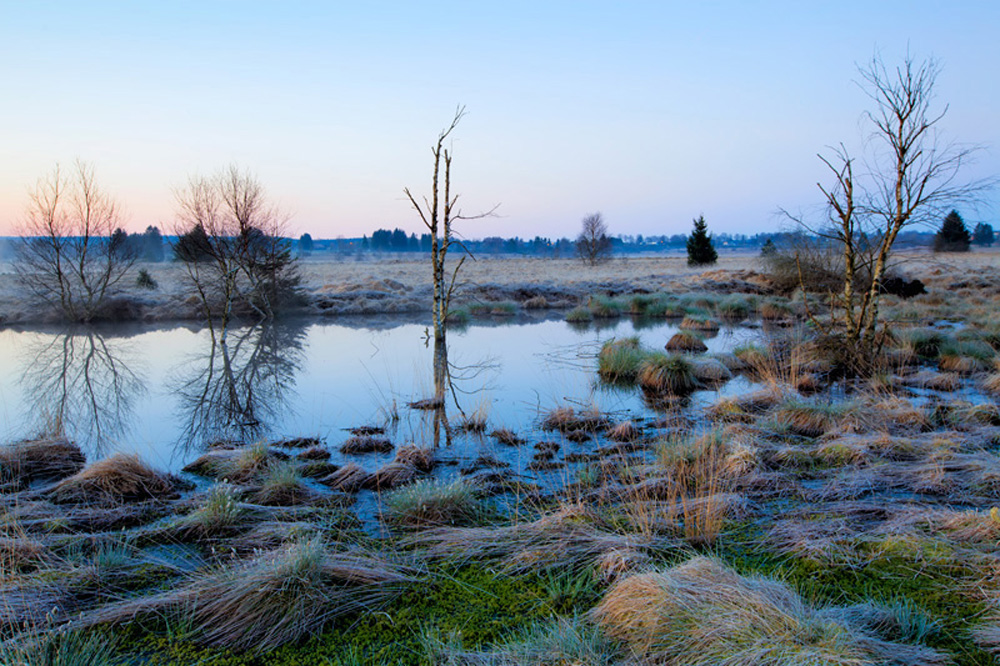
[{"left": 3, "top": 289, "right": 1000, "bottom": 665}]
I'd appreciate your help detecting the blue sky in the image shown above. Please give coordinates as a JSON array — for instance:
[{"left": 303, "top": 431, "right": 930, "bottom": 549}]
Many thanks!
[{"left": 1, "top": 1, "right": 997, "bottom": 239}]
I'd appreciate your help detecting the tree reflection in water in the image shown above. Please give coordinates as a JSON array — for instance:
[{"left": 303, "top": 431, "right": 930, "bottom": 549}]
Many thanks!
[
  {"left": 171, "top": 321, "right": 307, "bottom": 453},
  {"left": 19, "top": 328, "right": 145, "bottom": 457},
  {"left": 422, "top": 334, "right": 498, "bottom": 448}
]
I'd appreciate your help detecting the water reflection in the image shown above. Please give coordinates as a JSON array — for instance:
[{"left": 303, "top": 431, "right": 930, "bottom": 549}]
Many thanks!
[
  {"left": 19, "top": 329, "right": 145, "bottom": 455},
  {"left": 171, "top": 321, "right": 307, "bottom": 452}
]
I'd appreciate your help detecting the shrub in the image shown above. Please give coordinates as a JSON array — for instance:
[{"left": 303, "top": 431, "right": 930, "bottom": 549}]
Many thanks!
[{"left": 135, "top": 268, "right": 158, "bottom": 290}]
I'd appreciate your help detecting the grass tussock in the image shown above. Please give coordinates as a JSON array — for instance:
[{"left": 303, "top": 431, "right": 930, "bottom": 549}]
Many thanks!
[
  {"left": 84, "top": 538, "right": 415, "bottom": 652},
  {"left": 541, "top": 406, "right": 610, "bottom": 433},
  {"left": 597, "top": 337, "right": 647, "bottom": 384},
  {"left": 0, "top": 438, "right": 85, "bottom": 488},
  {"left": 770, "top": 398, "right": 854, "bottom": 438},
  {"left": 340, "top": 435, "right": 394, "bottom": 454},
  {"left": 679, "top": 315, "right": 720, "bottom": 332},
  {"left": 47, "top": 454, "right": 179, "bottom": 505},
  {"left": 182, "top": 442, "right": 284, "bottom": 483},
  {"left": 665, "top": 331, "right": 708, "bottom": 353},
  {"left": 592, "top": 556, "right": 948, "bottom": 666},
  {"left": 637, "top": 354, "right": 699, "bottom": 395},
  {"left": 382, "top": 478, "right": 481, "bottom": 527},
  {"left": 320, "top": 463, "right": 371, "bottom": 492}
]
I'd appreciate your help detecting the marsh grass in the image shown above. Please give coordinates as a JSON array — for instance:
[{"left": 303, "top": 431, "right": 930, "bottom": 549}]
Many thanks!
[
  {"left": 665, "top": 331, "right": 708, "bottom": 352},
  {"left": 565, "top": 306, "right": 593, "bottom": 323},
  {"left": 0, "top": 438, "right": 85, "bottom": 489},
  {"left": 382, "top": 478, "right": 482, "bottom": 528},
  {"left": 47, "top": 454, "right": 179, "bottom": 506},
  {"left": 592, "top": 556, "right": 948, "bottom": 666},
  {"left": 597, "top": 337, "right": 646, "bottom": 384},
  {"left": 587, "top": 295, "right": 624, "bottom": 318},
  {"left": 84, "top": 538, "right": 415, "bottom": 652},
  {"left": 637, "top": 353, "right": 699, "bottom": 395}
]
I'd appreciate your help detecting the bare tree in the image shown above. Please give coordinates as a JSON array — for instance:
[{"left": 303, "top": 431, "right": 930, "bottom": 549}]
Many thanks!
[
  {"left": 789, "top": 53, "right": 989, "bottom": 366},
  {"left": 173, "top": 165, "right": 299, "bottom": 337},
  {"left": 576, "top": 212, "right": 612, "bottom": 266},
  {"left": 404, "top": 107, "right": 496, "bottom": 346},
  {"left": 14, "top": 161, "right": 136, "bottom": 321}
]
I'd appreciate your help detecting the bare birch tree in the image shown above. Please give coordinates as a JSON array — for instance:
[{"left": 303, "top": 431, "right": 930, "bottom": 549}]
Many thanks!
[
  {"left": 173, "top": 165, "right": 298, "bottom": 337},
  {"left": 791, "top": 53, "right": 988, "bottom": 368},
  {"left": 576, "top": 212, "right": 613, "bottom": 266},
  {"left": 14, "top": 161, "right": 136, "bottom": 321}
]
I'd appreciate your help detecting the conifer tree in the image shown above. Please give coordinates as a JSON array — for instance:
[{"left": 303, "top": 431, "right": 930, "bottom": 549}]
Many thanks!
[
  {"left": 686, "top": 215, "right": 717, "bottom": 266},
  {"left": 933, "top": 210, "right": 971, "bottom": 252},
  {"left": 972, "top": 222, "right": 995, "bottom": 247}
]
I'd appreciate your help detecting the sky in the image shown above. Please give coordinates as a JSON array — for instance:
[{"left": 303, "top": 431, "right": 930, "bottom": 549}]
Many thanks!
[{"left": 1, "top": 1, "right": 997, "bottom": 240}]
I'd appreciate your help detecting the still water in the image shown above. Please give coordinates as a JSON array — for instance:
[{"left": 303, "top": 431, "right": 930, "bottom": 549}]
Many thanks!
[{"left": 0, "top": 314, "right": 759, "bottom": 475}]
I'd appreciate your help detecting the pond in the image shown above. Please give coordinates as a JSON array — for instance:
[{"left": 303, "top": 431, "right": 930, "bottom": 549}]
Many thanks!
[{"left": 0, "top": 314, "right": 761, "bottom": 480}]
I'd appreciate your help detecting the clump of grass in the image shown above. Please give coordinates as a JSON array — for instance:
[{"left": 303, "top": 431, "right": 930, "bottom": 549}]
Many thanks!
[
  {"left": 759, "top": 298, "right": 794, "bottom": 321},
  {"left": 490, "top": 301, "right": 519, "bottom": 316},
  {"left": 897, "top": 327, "right": 949, "bottom": 359},
  {"left": 382, "top": 478, "right": 481, "bottom": 528},
  {"left": 320, "top": 463, "right": 371, "bottom": 492},
  {"left": 340, "top": 435, "right": 394, "bottom": 454},
  {"left": 406, "top": 504, "right": 672, "bottom": 575},
  {"left": 637, "top": 353, "right": 699, "bottom": 395},
  {"left": 565, "top": 306, "right": 593, "bottom": 323},
  {"left": 592, "top": 556, "right": 947, "bottom": 666},
  {"left": 0, "top": 437, "right": 85, "bottom": 488},
  {"left": 679, "top": 315, "right": 719, "bottom": 332},
  {"left": 459, "top": 401, "right": 490, "bottom": 433},
  {"left": 938, "top": 339, "right": 994, "bottom": 374},
  {"left": 646, "top": 297, "right": 686, "bottom": 318},
  {"left": 716, "top": 294, "right": 753, "bottom": 320},
  {"left": 47, "top": 453, "right": 179, "bottom": 505},
  {"left": 85, "top": 538, "right": 415, "bottom": 652},
  {"left": 587, "top": 295, "right": 623, "bottom": 318},
  {"left": 665, "top": 331, "right": 708, "bottom": 353},
  {"left": 541, "top": 406, "right": 610, "bottom": 433},
  {"left": 598, "top": 337, "right": 647, "bottom": 384},
  {"left": 607, "top": 421, "right": 642, "bottom": 442},
  {"left": 770, "top": 398, "right": 853, "bottom": 438},
  {"left": 490, "top": 427, "right": 524, "bottom": 446},
  {"left": 523, "top": 295, "right": 548, "bottom": 309},
  {"left": 250, "top": 462, "right": 319, "bottom": 506},
  {"left": 182, "top": 442, "right": 283, "bottom": 483},
  {"left": 445, "top": 307, "right": 470, "bottom": 326},
  {"left": 0, "top": 626, "right": 123, "bottom": 666},
  {"left": 176, "top": 482, "right": 246, "bottom": 537},
  {"left": 627, "top": 294, "right": 660, "bottom": 315},
  {"left": 393, "top": 445, "right": 435, "bottom": 472}
]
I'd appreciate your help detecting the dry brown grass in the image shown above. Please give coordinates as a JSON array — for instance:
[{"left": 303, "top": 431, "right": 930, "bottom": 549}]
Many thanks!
[
  {"left": 591, "top": 556, "right": 947, "bottom": 666},
  {"left": 541, "top": 406, "right": 610, "bottom": 433},
  {"left": 0, "top": 438, "right": 86, "bottom": 490},
  {"left": 47, "top": 454, "right": 179, "bottom": 505},
  {"left": 339, "top": 435, "right": 394, "bottom": 454},
  {"left": 319, "top": 463, "right": 371, "bottom": 492},
  {"left": 665, "top": 331, "right": 708, "bottom": 352}
]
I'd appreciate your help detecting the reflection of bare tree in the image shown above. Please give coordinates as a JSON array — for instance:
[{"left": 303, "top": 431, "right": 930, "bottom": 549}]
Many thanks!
[
  {"left": 172, "top": 321, "right": 306, "bottom": 453},
  {"left": 420, "top": 335, "right": 498, "bottom": 448},
  {"left": 20, "top": 329, "right": 144, "bottom": 456}
]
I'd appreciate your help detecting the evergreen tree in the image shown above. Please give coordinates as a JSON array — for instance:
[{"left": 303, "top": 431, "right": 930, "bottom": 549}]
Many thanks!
[
  {"left": 298, "top": 233, "right": 314, "bottom": 254},
  {"left": 760, "top": 238, "right": 777, "bottom": 257},
  {"left": 142, "top": 226, "right": 165, "bottom": 262},
  {"left": 972, "top": 222, "right": 995, "bottom": 247},
  {"left": 173, "top": 223, "right": 213, "bottom": 262},
  {"left": 686, "top": 215, "right": 717, "bottom": 266},
  {"left": 933, "top": 210, "right": 971, "bottom": 252}
]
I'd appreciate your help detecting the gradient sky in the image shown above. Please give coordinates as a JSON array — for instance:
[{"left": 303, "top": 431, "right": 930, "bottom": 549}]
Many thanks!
[{"left": 1, "top": 1, "right": 997, "bottom": 239}]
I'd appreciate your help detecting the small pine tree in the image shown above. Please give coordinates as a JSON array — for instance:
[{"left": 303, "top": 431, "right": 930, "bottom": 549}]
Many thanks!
[
  {"left": 174, "top": 223, "right": 213, "bottom": 262},
  {"left": 686, "top": 215, "right": 717, "bottom": 266},
  {"left": 933, "top": 210, "right": 971, "bottom": 252},
  {"left": 760, "top": 238, "right": 777, "bottom": 257},
  {"left": 972, "top": 222, "right": 995, "bottom": 247}
]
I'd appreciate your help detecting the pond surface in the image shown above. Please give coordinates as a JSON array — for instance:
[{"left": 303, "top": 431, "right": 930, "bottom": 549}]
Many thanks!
[{"left": 0, "top": 314, "right": 760, "bottom": 478}]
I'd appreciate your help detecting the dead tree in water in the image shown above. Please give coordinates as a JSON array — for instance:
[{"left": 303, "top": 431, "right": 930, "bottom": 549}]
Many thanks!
[{"left": 404, "top": 107, "right": 496, "bottom": 346}]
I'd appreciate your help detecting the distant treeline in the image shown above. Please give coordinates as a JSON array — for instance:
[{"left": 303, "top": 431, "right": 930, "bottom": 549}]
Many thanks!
[
  {"left": 296, "top": 227, "right": 944, "bottom": 257},
  {"left": 0, "top": 227, "right": 956, "bottom": 262}
]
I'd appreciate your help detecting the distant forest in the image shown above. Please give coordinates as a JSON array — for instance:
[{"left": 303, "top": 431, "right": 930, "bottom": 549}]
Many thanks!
[{"left": 0, "top": 227, "right": 961, "bottom": 262}]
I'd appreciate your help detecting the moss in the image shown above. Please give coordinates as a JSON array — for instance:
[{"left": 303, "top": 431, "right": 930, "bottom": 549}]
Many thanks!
[{"left": 114, "top": 564, "right": 562, "bottom": 666}]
